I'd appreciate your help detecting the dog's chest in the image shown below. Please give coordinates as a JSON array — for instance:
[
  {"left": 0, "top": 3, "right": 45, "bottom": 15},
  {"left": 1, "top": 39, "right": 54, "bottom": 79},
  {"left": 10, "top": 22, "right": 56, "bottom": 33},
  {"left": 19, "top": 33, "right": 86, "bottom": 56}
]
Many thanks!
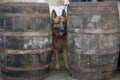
[{"left": 53, "top": 37, "right": 65, "bottom": 49}]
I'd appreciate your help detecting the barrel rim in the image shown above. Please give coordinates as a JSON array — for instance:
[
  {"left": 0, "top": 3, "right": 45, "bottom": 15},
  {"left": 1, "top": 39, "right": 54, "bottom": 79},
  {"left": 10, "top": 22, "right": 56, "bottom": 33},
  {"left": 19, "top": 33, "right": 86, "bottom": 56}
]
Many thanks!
[
  {"left": 0, "top": 2, "right": 49, "bottom": 7},
  {"left": 69, "top": 2, "right": 117, "bottom": 7}
]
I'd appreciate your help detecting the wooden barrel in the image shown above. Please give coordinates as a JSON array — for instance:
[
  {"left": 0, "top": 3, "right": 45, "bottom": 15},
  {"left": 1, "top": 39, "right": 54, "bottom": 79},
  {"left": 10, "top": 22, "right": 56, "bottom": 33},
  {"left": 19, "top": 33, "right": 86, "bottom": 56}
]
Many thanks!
[
  {"left": 0, "top": 2, "right": 52, "bottom": 80},
  {"left": 67, "top": 2, "right": 120, "bottom": 80},
  {"left": 103, "top": 0, "right": 119, "bottom": 2}
]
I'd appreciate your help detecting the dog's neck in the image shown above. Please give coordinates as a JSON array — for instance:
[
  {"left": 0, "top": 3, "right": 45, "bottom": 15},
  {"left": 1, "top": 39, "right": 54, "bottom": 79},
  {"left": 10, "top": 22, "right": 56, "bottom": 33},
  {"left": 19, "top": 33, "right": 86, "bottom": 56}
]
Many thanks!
[{"left": 53, "top": 33, "right": 66, "bottom": 38}]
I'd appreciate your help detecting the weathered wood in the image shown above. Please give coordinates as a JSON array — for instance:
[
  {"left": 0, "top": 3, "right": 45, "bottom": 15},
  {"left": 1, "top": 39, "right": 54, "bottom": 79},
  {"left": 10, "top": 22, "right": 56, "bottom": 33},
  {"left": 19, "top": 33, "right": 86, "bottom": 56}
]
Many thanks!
[
  {"left": 0, "top": 2, "right": 52, "bottom": 80},
  {"left": 104, "top": 0, "right": 119, "bottom": 2},
  {"left": 67, "top": 2, "right": 120, "bottom": 80}
]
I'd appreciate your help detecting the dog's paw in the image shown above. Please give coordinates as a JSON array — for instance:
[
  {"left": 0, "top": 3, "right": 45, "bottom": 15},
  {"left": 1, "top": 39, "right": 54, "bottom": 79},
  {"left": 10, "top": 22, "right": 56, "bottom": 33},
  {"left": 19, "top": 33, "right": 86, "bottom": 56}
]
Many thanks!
[
  {"left": 65, "top": 64, "right": 69, "bottom": 69},
  {"left": 55, "top": 65, "right": 60, "bottom": 70}
]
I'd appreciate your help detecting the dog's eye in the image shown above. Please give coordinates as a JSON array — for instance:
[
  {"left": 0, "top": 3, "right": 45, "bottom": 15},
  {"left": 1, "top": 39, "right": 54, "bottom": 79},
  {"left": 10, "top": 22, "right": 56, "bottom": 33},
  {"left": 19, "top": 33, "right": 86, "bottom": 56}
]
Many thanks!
[
  {"left": 55, "top": 23, "right": 58, "bottom": 24},
  {"left": 63, "top": 22, "right": 65, "bottom": 24},
  {"left": 62, "top": 22, "right": 66, "bottom": 24},
  {"left": 55, "top": 27, "right": 58, "bottom": 29}
]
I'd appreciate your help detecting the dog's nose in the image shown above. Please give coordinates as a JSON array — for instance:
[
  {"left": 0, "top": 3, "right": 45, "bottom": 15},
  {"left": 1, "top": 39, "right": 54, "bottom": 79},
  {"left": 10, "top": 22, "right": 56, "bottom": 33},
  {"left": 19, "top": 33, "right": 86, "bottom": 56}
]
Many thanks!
[{"left": 57, "top": 27, "right": 64, "bottom": 32}]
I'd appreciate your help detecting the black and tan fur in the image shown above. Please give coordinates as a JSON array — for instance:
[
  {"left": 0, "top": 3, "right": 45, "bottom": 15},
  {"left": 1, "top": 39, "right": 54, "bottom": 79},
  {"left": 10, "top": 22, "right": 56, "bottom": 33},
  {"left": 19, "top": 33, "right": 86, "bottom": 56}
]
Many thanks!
[{"left": 51, "top": 9, "right": 68, "bottom": 70}]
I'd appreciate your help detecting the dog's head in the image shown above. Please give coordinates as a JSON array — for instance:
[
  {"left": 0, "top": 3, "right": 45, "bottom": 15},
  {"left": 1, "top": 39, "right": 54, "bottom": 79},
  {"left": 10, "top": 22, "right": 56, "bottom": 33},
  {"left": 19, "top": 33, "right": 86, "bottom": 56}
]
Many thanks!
[{"left": 52, "top": 9, "right": 67, "bottom": 38}]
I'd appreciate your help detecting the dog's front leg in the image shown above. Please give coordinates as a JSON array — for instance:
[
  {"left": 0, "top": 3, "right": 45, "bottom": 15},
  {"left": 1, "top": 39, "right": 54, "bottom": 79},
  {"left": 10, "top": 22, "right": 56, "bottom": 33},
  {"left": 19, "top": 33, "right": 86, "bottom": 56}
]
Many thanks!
[
  {"left": 53, "top": 48, "right": 60, "bottom": 70},
  {"left": 63, "top": 48, "right": 68, "bottom": 69}
]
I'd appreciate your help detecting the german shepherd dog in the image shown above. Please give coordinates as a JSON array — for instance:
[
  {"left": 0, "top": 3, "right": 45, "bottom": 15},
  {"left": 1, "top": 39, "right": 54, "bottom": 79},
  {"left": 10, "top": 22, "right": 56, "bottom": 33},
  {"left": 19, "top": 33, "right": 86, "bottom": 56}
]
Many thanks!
[{"left": 51, "top": 9, "right": 68, "bottom": 70}]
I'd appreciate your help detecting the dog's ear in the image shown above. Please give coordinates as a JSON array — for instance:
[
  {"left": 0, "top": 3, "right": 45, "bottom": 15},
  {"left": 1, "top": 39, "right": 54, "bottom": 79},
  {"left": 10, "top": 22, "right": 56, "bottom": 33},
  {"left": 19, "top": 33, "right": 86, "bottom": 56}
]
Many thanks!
[
  {"left": 52, "top": 10, "right": 57, "bottom": 18},
  {"left": 62, "top": 9, "right": 66, "bottom": 17}
]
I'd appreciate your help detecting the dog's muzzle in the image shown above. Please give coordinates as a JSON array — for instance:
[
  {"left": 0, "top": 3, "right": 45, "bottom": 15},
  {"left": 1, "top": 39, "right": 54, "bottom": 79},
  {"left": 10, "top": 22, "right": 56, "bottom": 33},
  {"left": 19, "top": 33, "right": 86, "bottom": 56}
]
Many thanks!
[
  {"left": 56, "top": 27, "right": 64, "bottom": 32},
  {"left": 56, "top": 27, "right": 65, "bottom": 37}
]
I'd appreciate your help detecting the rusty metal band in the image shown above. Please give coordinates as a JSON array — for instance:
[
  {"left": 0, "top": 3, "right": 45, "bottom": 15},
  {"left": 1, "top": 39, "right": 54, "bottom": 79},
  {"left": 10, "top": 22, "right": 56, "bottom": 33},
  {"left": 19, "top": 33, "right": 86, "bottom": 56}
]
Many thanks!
[
  {"left": 1, "top": 64, "right": 50, "bottom": 71},
  {"left": 68, "top": 28, "right": 120, "bottom": 34},
  {"left": 0, "top": 31, "right": 52, "bottom": 36},
  {"left": 81, "top": 64, "right": 115, "bottom": 73},
  {"left": 1, "top": 48, "right": 52, "bottom": 54},
  {"left": 0, "top": 13, "right": 50, "bottom": 17},
  {"left": 68, "top": 9, "right": 118, "bottom": 15},
  {"left": 69, "top": 2, "right": 117, "bottom": 7},
  {"left": 1, "top": 74, "right": 49, "bottom": 80},
  {"left": 68, "top": 47, "right": 119, "bottom": 55},
  {"left": 0, "top": 2, "right": 49, "bottom": 7}
]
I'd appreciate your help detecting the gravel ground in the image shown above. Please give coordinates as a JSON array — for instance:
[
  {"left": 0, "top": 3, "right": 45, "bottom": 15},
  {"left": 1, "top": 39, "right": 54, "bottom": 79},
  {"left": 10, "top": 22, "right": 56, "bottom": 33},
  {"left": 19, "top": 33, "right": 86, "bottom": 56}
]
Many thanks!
[
  {"left": 45, "top": 71, "right": 76, "bottom": 80},
  {"left": 45, "top": 69, "right": 120, "bottom": 80}
]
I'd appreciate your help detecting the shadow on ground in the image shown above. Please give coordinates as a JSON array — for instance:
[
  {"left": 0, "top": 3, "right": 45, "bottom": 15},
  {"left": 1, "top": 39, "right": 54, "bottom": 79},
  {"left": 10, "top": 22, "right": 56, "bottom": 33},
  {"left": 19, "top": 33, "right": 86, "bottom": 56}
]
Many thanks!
[{"left": 44, "top": 69, "right": 120, "bottom": 80}]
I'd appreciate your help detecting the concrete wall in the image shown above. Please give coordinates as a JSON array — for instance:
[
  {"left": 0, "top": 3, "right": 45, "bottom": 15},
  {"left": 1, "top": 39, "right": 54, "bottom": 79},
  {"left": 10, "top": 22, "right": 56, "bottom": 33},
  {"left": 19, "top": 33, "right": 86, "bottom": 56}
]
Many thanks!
[{"left": 45, "top": 0, "right": 66, "bottom": 16}]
